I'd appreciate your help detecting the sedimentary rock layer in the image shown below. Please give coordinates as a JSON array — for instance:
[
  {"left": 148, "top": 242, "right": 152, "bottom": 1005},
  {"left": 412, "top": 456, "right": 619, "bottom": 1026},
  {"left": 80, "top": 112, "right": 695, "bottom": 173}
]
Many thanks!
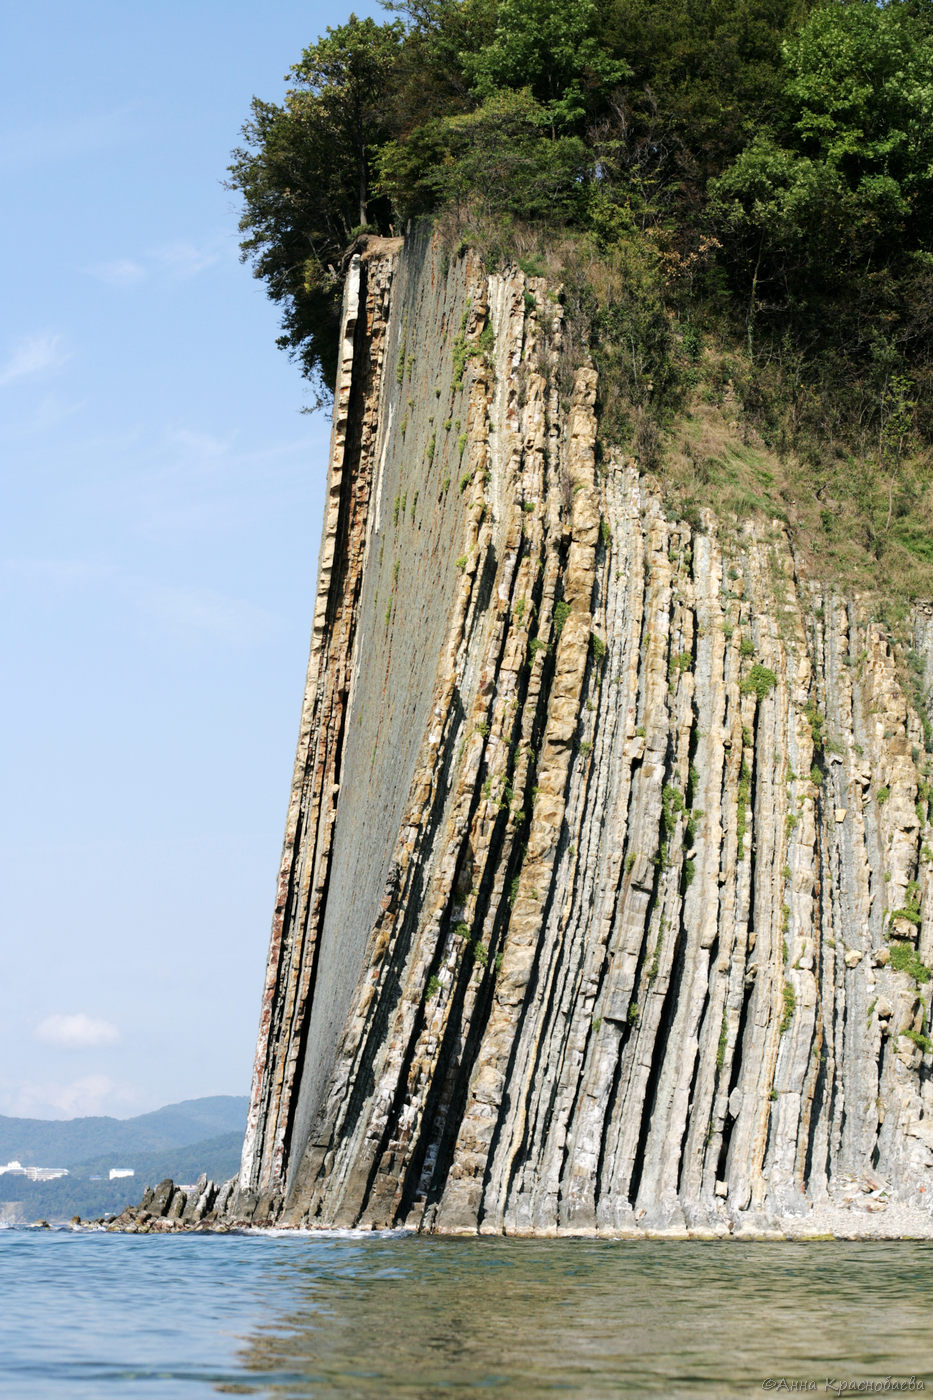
[{"left": 234, "top": 229, "right": 933, "bottom": 1235}]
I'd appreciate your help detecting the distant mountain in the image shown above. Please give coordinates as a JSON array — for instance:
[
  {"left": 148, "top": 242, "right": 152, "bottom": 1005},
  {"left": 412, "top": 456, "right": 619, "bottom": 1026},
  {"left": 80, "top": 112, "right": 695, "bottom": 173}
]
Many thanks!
[
  {"left": 0, "top": 1125, "right": 243, "bottom": 1226},
  {"left": 67, "top": 1130, "right": 244, "bottom": 1185},
  {"left": 0, "top": 1096, "right": 248, "bottom": 1168},
  {"left": 0, "top": 1128, "right": 245, "bottom": 1223}
]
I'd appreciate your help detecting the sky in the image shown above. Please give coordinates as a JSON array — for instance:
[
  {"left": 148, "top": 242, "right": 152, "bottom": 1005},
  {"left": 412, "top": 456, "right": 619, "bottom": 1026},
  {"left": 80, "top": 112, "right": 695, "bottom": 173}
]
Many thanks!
[{"left": 1, "top": 0, "right": 382, "bottom": 1120}]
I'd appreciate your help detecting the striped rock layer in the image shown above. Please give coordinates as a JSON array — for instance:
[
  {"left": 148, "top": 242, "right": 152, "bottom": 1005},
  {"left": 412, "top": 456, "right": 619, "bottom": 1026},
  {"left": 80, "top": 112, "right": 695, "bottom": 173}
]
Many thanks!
[{"left": 234, "top": 230, "right": 933, "bottom": 1235}]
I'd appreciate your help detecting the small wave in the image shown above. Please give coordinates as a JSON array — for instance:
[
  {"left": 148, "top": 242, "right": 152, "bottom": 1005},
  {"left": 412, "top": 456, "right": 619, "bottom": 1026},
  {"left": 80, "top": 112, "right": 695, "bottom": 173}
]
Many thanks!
[
  {"left": 0, "top": 1222, "right": 74, "bottom": 1234},
  {"left": 246, "top": 1225, "right": 415, "bottom": 1240}
]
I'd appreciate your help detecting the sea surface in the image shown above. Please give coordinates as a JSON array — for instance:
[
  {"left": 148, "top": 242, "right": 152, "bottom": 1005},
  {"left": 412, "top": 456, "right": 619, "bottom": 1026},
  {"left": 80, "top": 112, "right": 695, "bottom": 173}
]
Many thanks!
[{"left": 2, "top": 1226, "right": 931, "bottom": 1398}]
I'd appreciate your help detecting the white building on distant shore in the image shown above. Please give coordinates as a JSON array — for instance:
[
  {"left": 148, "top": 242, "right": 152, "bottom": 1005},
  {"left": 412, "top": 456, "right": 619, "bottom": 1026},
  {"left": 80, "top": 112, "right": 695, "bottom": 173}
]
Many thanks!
[
  {"left": 109, "top": 1168, "right": 134, "bottom": 1180},
  {"left": 0, "top": 1160, "right": 69, "bottom": 1181}
]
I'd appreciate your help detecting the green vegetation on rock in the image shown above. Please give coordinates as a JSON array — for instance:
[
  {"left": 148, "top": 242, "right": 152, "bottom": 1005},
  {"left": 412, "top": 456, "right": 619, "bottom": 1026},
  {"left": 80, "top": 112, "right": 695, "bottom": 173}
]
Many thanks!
[
  {"left": 889, "top": 941, "right": 932, "bottom": 984},
  {"left": 740, "top": 664, "right": 778, "bottom": 701},
  {"left": 228, "top": 0, "right": 933, "bottom": 607}
]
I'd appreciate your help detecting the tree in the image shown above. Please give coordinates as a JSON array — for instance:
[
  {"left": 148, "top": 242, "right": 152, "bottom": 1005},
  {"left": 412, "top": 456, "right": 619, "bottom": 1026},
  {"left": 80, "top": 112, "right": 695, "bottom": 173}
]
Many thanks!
[
  {"left": 465, "top": 0, "right": 628, "bottom": 131},
  {"left": 288, "top": 16, "right": 405, "bottom": 228},
  {"left": 379, "top": 88, "right": 588, "bottom": 222},
  {"left": 226, "top": 16, "right": 403, "bottom": 391},
  {"left": 605, "top": 0, "right": 818, "bottom": 193},
  {"left": 709, "top": 1, "right": 933, "bottom": 356},
  {"left": 784, "top": 1, "right": 933, "bottom": 241}
]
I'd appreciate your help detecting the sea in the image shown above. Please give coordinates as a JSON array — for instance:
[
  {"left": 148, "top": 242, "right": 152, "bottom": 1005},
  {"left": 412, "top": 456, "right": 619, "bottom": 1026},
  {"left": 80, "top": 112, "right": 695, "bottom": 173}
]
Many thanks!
[{"left": 2, "top": 1226, "right": 931, "bottom": 1398}]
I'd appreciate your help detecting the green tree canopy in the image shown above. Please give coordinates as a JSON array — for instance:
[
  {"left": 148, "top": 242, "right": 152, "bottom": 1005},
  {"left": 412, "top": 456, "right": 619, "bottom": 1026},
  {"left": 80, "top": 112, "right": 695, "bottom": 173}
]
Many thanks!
[
  {"left": 226, "top": 15, "right": 403, "bottom": 390},
  {"left": 464, "top": 0, "right": 628, "bottom": 128},
  {"left": 786, "top": 1, "right": 933, "bottom": 234},
  {"left": 708, "top": 1, "right": 933, "bottom": 358},
  {"left": 228, "top": 0, "right": 933, "bottom": 494},
  {"left": 288, "top": 15, "right": 406, "bottom": 227},
  {"left": 379, "top": 88, "right": 588, "bottom": 221}
]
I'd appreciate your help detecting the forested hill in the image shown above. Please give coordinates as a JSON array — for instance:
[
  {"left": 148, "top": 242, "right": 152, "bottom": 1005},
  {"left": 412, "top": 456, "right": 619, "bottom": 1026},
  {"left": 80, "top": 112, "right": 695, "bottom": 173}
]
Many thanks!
[
  {"left": 0, "top": 1096, "right": 248, "bottom": 1167},
  {"left": 228, "top": 0, "right": 933, "bottom": 614}
]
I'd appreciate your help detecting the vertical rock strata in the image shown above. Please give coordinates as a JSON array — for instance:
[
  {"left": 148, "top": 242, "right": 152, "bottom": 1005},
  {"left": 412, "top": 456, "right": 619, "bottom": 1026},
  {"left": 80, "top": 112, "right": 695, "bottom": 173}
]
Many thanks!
[{"left": 236, "top": 231, "right": 933, "bottom": 1234}]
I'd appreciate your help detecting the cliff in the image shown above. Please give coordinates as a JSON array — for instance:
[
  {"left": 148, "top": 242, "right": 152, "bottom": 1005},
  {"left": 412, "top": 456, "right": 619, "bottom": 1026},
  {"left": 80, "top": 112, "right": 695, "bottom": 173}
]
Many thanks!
[{"left": 230, "top": 229, "right": 933, "bottom": 1237}]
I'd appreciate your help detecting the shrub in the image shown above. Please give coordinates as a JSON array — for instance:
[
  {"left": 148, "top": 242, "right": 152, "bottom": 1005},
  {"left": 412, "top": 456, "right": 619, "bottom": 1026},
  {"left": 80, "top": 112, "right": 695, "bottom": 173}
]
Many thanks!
[
  {"left": 889, "top": 941, "right": 932, "bottom": 983},
  {"left": 736, "top": 759, "right": 751, "bottom": 857},
  {"left": 716, "top": 1009, "right": 728, "bottom": 1068},
  {"left": 740, "top": 664, "right": 778, "bottom": 700}
]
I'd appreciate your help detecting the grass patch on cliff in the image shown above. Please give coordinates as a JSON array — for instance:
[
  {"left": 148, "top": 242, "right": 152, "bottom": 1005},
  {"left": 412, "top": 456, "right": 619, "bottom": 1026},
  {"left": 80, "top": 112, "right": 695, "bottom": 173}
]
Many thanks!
[
  {"left": 736, "top": 759, "right": 751, "bottom": 860},
  {"left": 889, "top": 941, "right": 932, "bottom": 985},
  {"left": 655, "top": 396, "right": 933, "bottom": 617},
  {"left": 227, "top": 2, "right": 933, "bottom": 626},
  {"left": 740, "top": 664, "right": 778, "bottom": 702},
  {"left": 450, "top": 213, "right": 933, "bottom": 618},
  {"left": 445, "top": 217, "right": 933, "bottom": 620}
]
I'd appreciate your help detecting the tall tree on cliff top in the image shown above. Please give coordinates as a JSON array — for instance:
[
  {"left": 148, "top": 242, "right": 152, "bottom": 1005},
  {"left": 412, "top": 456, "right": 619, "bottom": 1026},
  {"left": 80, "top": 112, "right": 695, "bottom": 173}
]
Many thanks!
[
  {"left": 709, "top": 0, "right": 933, "bottom": 362},
  {"left": 226, "top": 14, "right": 403, "bottom": 391},
  {"left": 288, "top": 16, "right": 406, "bottom": 228},
  {"left": 464, "top": 0, "right": 628, "bottom": 130}
]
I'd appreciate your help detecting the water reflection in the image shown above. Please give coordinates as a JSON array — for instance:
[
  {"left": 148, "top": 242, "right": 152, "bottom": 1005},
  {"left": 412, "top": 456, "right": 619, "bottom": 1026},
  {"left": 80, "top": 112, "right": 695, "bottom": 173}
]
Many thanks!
[{"left": 230, "top": 1238, "right": 933, "bottom": 1397}]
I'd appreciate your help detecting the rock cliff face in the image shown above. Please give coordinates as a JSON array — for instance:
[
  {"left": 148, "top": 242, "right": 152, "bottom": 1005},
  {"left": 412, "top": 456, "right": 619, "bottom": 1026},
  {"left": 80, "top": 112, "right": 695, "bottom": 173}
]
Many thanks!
[{"left": 234, "top": 229, "right": 933, "bottom": 1235}]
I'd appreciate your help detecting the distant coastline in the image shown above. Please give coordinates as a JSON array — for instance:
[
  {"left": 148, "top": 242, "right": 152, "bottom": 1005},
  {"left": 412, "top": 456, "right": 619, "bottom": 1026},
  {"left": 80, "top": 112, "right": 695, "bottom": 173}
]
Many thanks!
[{"left": 0, "top": 1096, "right": 246, "bottom": 1222}]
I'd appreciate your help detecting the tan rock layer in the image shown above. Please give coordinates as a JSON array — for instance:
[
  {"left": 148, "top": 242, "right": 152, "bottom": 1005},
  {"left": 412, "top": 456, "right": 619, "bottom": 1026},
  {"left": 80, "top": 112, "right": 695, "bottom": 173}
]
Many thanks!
[
  {"left": 239, "top": 251, "right": 397, "bottom": 1201},
  {"left": 235, "top": 232, "right": 933, "bottom": 1233}
]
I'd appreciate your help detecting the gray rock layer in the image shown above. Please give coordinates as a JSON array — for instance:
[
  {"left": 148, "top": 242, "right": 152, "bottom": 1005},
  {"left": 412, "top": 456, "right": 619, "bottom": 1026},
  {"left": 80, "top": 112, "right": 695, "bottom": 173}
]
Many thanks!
[{"left": 233, "top": 230, "right": 933, "bottom": 1235}]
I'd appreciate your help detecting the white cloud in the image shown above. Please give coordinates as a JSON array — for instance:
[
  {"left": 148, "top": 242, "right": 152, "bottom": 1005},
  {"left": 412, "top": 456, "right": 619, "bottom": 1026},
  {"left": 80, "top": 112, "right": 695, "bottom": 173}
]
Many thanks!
[
  {"left": 138, "top": 582, "right": 284, "bottom": 645},
  {"left": 166, "top": 426, "right": 233, "bottom": 460},
  {"left": 152, "top": 239, "right": 220, "bottom": 279},
  {"left": 0, "top": 557, "right": 282, "bottom": 647},
  {"left": 0, "top": 106, "right": 142, "bottom": 173},
  {"left": 2, "top": 557, "right": 113, "bottom": 589},
  {"left": 86, "top": 239, "right": 223, "bottom": 291},
  {"left": 0, "top": 333, "right": 69, "bottom": 387},
  {"left": 0, "top": 1075, "right": 139, "bottom": 1119},
  {"left": 88, "top": 258, "right": 147, "bottom": 288},
  {"left": 35, "top": 1013, "right": 120, "bottom": 1050}
]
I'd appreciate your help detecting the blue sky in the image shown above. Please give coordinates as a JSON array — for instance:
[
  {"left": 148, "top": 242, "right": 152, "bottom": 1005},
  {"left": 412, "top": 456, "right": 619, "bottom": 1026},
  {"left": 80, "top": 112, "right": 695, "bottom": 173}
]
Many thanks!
[{"left": 1, "top": 0, "right": 380, "bottom": 1119}]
